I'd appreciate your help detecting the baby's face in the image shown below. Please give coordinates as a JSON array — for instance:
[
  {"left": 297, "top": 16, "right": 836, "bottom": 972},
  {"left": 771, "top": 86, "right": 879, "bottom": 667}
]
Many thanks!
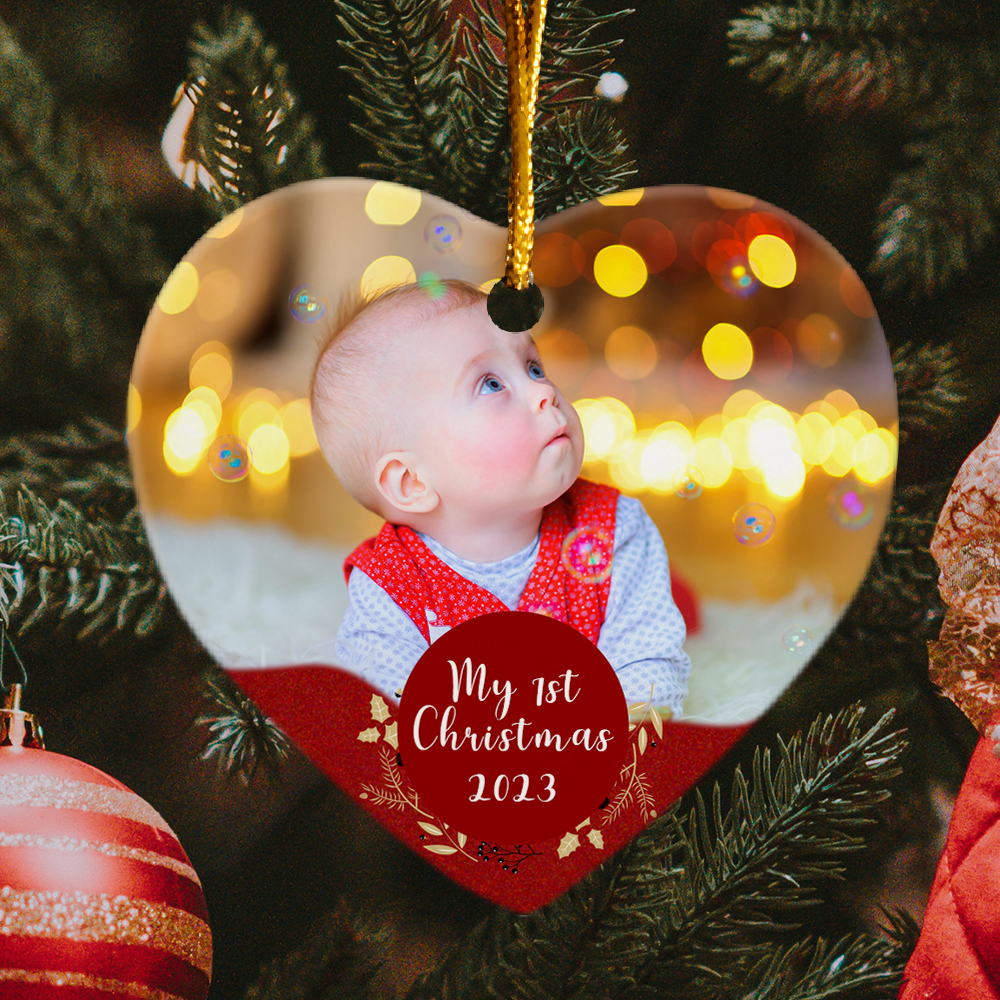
[{"left": 395, "top": 301, "right": 585, "bottom": 521}]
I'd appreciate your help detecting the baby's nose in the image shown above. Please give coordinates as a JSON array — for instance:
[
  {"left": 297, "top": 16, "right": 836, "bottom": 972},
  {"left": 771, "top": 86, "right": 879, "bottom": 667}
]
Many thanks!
[{"left": 535, "top": 381, "right": 557, "bottom": 409}]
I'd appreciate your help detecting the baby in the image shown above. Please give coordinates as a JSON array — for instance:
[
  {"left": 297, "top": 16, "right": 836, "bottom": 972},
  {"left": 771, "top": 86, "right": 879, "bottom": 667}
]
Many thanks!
[{"left": 310, "top": 278, "right": 691, "bottom": 711}]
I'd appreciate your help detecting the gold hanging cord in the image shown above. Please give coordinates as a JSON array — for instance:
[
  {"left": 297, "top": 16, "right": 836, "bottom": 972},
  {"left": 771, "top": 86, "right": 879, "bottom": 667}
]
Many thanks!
[{"left": 502, "top": 0, "right": 548, "bottom": 291}]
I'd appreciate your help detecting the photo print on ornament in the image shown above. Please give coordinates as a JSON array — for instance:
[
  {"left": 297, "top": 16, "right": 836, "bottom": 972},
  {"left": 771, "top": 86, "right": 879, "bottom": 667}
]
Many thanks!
[{"left": 130, "top": 178, "right": 897, "bottom": 727}]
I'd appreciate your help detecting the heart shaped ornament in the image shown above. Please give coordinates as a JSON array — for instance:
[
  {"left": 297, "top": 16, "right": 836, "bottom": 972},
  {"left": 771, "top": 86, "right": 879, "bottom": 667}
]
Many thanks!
[{"left": 130, "top": 179, "right": 896, "bottom": 911}]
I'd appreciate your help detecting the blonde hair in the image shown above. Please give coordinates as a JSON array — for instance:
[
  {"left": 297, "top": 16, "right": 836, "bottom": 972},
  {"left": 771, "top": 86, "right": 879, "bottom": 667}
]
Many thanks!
[{"left": 310, "top": 278, "right": 488, "bottom": 513}]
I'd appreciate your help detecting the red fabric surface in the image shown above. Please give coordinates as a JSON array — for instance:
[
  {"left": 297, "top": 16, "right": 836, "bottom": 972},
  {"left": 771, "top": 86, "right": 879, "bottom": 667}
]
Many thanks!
[
  {"left": 344, "top": 478, "right": 618, "bottom": 643},
  {"left": 900, "top": 709, "right": 1000, "bottom": 999},
  {"left": 230, "top": 664, "right": 750, "bottom": 912},
  {"left": 669, "top": 571, "right": 700, "bottom": 635}
]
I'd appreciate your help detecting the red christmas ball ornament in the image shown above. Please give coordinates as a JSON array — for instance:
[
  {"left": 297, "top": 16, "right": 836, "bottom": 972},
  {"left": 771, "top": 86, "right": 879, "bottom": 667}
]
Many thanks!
[{"left": 0, "top": 685, "right": 212, "bottom": 999}]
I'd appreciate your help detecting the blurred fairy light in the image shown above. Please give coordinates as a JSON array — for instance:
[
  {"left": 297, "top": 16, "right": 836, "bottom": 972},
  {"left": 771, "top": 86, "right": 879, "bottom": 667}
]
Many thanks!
[
  {"left": 247, "top": 424, "right": 290, "bottom": 475},
  {"left": 163, "top": 406, "right": 208, "bottom": 475},
  {"left": 280, "top": 399, "right": 320, "bottom": 457},
  {"left": 164, "top": 371, "right": 318, "bottom": 477},
  {"left": 157, "top": 261, "right": 199, "bottom": 315},
  {"left": 573, "top": 389, "right": 897, "bottom": 499},
  {"left": 595, "top": 72, "right": 629, "bottom": 102},
  {"left": 702, "top": 323, "right": 753, "bottom": 380},
  {"left": 361, "top": 255, "right": 416, "bottom": 297},
  {"left": 127, "top": 384, "right": 141, "bottom": 434},
  {"left": 364, "top": 182, "right": 422, "bottom": 224},
  {"left": 747, "top": 234, "right": 796, "bottom": 288}
]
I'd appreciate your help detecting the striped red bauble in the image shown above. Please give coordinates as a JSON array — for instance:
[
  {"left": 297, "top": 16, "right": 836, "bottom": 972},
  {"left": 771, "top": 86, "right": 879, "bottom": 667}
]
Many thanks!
[{"left": 0, "top": 686, "right": 211, "bottom": 999}]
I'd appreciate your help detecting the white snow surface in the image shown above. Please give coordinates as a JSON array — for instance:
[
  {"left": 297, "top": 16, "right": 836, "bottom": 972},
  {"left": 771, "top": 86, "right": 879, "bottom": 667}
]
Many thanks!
[{"left": 146, "top": 514, "right": 841, "bottom": 725}]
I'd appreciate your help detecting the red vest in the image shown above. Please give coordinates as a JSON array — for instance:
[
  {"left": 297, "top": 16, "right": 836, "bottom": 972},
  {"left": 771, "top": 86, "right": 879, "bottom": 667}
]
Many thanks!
[{"left": 344, "top": 479, "right": 619, "bottom": 645}]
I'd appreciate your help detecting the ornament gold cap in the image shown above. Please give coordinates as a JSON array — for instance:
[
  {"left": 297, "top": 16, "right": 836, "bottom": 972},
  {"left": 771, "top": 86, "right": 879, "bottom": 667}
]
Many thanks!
[{"left": 1, "top": 684, "right": 44, "bottom": 749}]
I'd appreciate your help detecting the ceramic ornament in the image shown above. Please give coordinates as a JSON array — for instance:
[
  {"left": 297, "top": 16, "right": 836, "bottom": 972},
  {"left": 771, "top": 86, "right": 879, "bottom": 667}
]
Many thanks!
[{"left": 129, "top": 178, "right": 896, "bottom": 911}]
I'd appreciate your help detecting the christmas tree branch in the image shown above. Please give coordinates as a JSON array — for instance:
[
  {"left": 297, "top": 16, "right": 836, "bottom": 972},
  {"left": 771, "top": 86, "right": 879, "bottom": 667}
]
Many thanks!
[
  {"left": 243, "top": 901, "right": 388, "bottom": 1000},
  {"left": 534, "top": 104, "right": 637, "bottom": 218},
  {"left": 0, "top": 418, "right": 135, "bottom": 518},
  {"left": 0, "top": 487, "right": 166, "bottom": 644},
  {"left": 0, "top": 16, "right": 170, "bottom": 423},
  {"left": 198, "top": 669, "right": 292, "bottom": 782},
  {"left": 538, "top": 3, "right": 633, "bottom": 105},
  {"left": 645, "top": 706, "right": 903, "bottom": 993},
  {"left": 408, "top": 706, "right": 905, "bottom": 1000},
  {"left": 727, "top": 0, "right": 936, "bottom": 117},
  {"left": 893, "top": 340, "right": 966, "bottom": 442},
  {"left": 337, "top": 0, "right": 635, "bottom": 225},
  {"left": 179, "top": 8, "right": 327, "bottom": 216},
  {"left": 336, "top": 0, "right": 462, "bottom": 197},
  {"left": 870, "top": 97, "right": 1000, "bottom": 296},
  {"left": 735, "top": 931, "right": 908, "bottom": 999}
]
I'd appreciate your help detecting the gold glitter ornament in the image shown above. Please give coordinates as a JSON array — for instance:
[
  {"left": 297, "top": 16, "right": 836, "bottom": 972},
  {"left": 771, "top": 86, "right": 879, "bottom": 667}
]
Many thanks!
[{"left": 0, "top": 686, "right": 211, "bottom": 999}]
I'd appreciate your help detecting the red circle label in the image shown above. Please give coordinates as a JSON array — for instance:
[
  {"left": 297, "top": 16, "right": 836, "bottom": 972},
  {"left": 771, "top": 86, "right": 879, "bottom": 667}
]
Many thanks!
[{"left": 398, "top": 611, "right": 629, "bottom": 845}]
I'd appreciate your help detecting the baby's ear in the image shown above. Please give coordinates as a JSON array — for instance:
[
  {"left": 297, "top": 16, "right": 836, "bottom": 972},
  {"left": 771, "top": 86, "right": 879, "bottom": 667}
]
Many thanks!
[{"left": 375, "top": 452, "right": 440, "bottom": 515}]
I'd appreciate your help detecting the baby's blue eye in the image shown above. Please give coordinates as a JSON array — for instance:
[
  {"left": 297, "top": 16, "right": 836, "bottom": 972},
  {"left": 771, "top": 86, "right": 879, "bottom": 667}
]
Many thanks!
[
  {"left": 528, "top": 361, "right": 545, "bottom": 380},
  {"left": 479, "top": 375, "right": 504, "bottom": 395}
]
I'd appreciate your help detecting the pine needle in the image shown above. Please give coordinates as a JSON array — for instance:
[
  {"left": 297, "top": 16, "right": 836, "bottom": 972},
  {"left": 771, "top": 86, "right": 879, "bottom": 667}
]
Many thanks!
[
  {"left": 337, "top": 0, "right": 635, "bottom": 225},
  {"left": 0, "top": 16, "right": 170, "bottom": 421},
  {"left": 893, "top": 341, "right": 966, "bottom": 442},
  {"left": 735, "top": 932, "right": 907, "bottom": 999},
  {"left": 871, "top": 96, "right": 1000, "bottom": 297},
  {"left": 243, "top": 901, "right": 387, "bottom": 1000},
  {"left": 0, "top": 487, "right": 167, "bottom": 643},
  {"left": 408, "top": 705, "right": 906, "bottom": 1000},
  {"left": 727, "top": 0, "right": 935, "bottom": 117},
  {"left": 197, "top": 670, "right": 292, "bottom": 782},
  {"left": 178, "top": 8, "right": 327, "bottom": 215}
]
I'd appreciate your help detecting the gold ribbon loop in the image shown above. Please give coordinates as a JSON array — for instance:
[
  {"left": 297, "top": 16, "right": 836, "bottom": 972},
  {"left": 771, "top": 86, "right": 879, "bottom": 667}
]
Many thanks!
[{"left": 503, "top": 0, "right": 548, "bottom": 291}]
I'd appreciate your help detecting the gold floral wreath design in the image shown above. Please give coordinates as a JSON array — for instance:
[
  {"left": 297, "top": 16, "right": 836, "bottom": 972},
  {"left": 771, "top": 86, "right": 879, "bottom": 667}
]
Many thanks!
[{"left": 357, "top": 692, "right": 670, "bottom": 865}]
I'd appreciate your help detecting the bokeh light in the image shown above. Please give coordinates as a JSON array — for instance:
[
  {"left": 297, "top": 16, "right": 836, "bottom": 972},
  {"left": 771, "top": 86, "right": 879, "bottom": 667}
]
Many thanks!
[
  {"left": 747, "top": 235, "right": 796, "bottom": 287},
  {"left": 157, "top": 261, "right": 199, "bottom": 315},
  {"left": 189, "top": 350, "right": 233, "bottom": 400},
  {"left": 281, "top": 398, "right": 320, "bottom": 457},
  {"left": 364, "top": 182, "right": 421, "bottom": 224},
  {"left": 690, "top": 436, "right": 733, "bottom": 488},
  {"left": 593, "top": 245, "right": 648, "bottom": 296},
  {"left": 163, "top": 406, "right": 208, "bottom": 474},
  {"left": 535, "top": 327, "right": 590, "bottom": 386},
  {"left": 621, "top": 218, "right": 677, "bottom": 273},
  {"left": 702, "top": 323, "right": 753, "bottom": 380},
  {"left": 127, "top": 384, "right": 141, "bottom": 434},
  {"left": 596, "top": 189, "right": 644, "bottom": 207},
  {"left": 797, "top": 314, "right": 843, "bottom": 367},
  {"left": 604, "top": 325, "right": 658, "bottom": 380},
  {"left": 533, "top": 233, "right": 585, "bottom": 287},
  {"left": 575, "top": 397, "right": 635, "bottom": 461},
  {"left": 595, "top": 72, "right": 629, "bottom": 101},
  {"left": 640, "top": 427, "right": 689, "bottom": 491},
  {"left": 839, "top": 266, "right": 877, "bottom": 318},
  {"left": 205, "top": 207, "right": 243, "bottom": 239},
  {"left": 361, "top": 256, "right": 416, "bottom": 297},
  {"left": 238, "top": 399, "right": 282, "bottom": 443},
  {"left": 247, "top": 423, "right": 291, "bottom": 475}
]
